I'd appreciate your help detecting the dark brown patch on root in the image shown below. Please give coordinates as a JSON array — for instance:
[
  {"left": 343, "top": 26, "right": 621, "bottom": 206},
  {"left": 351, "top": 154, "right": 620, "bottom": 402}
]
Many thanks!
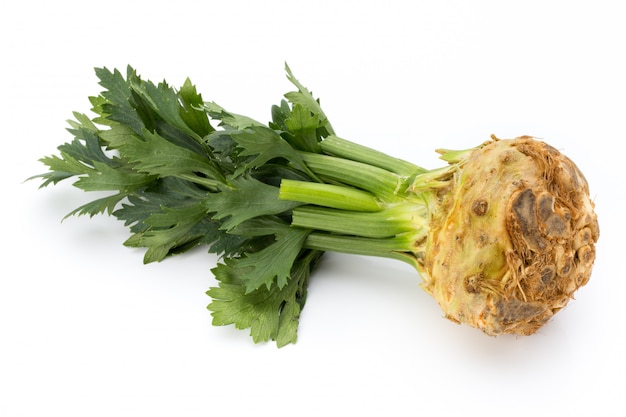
[
  {"left": 495, "top": 299, "right": 547, "bottom": 328},
  {"left": 511, "top": 189, "right": 547, "bottom": 252},
  {"left": 472, "top": 199, "right": 489, "bottom": 216}
]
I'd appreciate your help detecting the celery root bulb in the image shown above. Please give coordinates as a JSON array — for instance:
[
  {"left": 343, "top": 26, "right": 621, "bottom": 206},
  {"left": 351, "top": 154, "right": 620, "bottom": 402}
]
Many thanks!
[{"left": 418, "top": 136, "right": 599, "bottom": 335}]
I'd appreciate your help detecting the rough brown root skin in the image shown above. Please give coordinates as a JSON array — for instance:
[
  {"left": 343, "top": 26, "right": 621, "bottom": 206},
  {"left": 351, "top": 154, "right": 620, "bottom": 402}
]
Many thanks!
[{"left": 418, "top": 136, "right": 599, "bottom": 336}]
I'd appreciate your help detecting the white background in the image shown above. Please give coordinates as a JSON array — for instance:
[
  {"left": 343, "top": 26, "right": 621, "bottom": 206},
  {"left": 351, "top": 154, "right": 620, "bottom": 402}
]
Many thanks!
[{"left": 1, "top": 1, "right": 624, "bottom": 416}]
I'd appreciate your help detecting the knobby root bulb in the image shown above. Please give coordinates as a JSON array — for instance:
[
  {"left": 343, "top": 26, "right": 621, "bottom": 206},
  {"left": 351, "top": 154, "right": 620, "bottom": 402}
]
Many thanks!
[{"left": 419, "top": 136, "right": 598, "bottom": 336}]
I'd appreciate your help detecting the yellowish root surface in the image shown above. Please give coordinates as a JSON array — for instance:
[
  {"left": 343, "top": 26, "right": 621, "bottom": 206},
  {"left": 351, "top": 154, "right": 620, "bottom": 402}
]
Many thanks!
[{"left": 419, "top": 136, "right": 598, "bottom": 335}]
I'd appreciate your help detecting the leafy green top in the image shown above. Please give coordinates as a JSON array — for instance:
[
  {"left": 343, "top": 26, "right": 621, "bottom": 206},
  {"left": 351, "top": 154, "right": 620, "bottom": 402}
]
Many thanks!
[{"left": 33, "top": 64, "right": 335, "bottom": 347}]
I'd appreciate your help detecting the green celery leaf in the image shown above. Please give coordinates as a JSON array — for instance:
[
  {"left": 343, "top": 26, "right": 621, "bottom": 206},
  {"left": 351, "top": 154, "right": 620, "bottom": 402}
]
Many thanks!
[
  {"left": 230, "top": 126, "right": 315, "bottom": 177},
  {"left": 88, "top": 94, "right": 109, "bottom": 127},
  {"left": 269, "top": 100, "right": 292, "bottom": 131},
  {"left": 115, "top": 194, "right": 247, "bottom": 260},
  {"left": 179, "top": 78, "right": 215, "bottom": 137},
  {"left": 204, "top": 176, "right": 301, "bottom": 231},
  {"left": 35, "top": 152, "right": 94, "bottom": 187},
  {"left": 284, "top": 103, "right": 321, "bottom": 152},
  {"left": 36, "top": 124, "right": 120, "bottom": 186},
  {"left": 74, "top": 161, "right": 156, "bottom": 192},
  {"left": 284, "top": 63, "right": 334, "bottom": 136},
  {"left": 204, "top": 227, "right": 250, "bottom": 258},
  {"left": 99, "top": 123, "right": 141, "bottom": 150},
  {"left": 114, "top": 177, "right": 209, "bottom": 231},
  {"left": 207, "top": 249, "right": 322, "bottom": 347},
  {"left": 203, "top": 102, "right": 264, "bottom": 129},
  {"left": 204, "top": 131, "right": 239, "bottom": 174},
  {"left": 124, "top": 202, "right": 211, "bottom": 263},
  {"left": 59, "top": 129, "right": 120, "bottom": 168},
  {"left": 30, "top": 168, "right": 77, "bottom": 188},
  {"left": 94, "top": 66, "right": 145, "bottom": 135},
  {"left": 65, "top": 192, "right": 127, "bottom": 218},
  {"left": 66, "top": 111, "right": 99, "bottom": 135},
  {"left": 113, "top": 177, "right": 247, "bottom": 260},
  {"left": 115, "top": 194, "right": 161, "bottom": 234},
  {"left": 231, "top": 226, "right": 311, "bottom": 292},
  {"left": 121, "top": 128, "right": 224, "bottom": 186},
  {"left": 130, "top": 76, "right": 204, "bottom": 142}
]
